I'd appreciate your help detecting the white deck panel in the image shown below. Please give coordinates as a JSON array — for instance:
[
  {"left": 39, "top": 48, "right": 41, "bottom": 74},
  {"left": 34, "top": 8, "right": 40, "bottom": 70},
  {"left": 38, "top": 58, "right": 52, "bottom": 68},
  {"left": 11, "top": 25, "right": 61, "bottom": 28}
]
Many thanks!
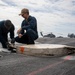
[
  {"left": 21, "top": 44, "right": 66, "bottom": 49},
  {"left": 17, "top": 44, "right": 74, "bottom": 56}
]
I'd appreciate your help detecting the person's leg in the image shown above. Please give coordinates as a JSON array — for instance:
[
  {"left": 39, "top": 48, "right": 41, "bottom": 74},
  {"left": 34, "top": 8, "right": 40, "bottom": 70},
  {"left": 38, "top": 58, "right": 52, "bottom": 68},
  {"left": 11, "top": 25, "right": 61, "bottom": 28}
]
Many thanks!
[
  {"left": 13, "top": 34, "right": 28, "bottom": 44},
  {"left": 11, "top": 29, "right": 38, "bottom": 44},
  {"left": 26, "top": 29, "right": 38, "bottom": 44},
  {"left": 1, "top": 41, "right": 7, "bottom": 48},
  {"left": 0, "top": 36, "right": 7, "bottom": 48}
]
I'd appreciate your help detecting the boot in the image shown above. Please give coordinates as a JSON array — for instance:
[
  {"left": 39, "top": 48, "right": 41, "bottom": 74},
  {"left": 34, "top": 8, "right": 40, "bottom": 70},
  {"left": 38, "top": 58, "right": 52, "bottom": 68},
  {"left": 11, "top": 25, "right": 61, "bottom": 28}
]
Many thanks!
[{"left": 6, "top": 42, "right": 16, "bottom": 53}]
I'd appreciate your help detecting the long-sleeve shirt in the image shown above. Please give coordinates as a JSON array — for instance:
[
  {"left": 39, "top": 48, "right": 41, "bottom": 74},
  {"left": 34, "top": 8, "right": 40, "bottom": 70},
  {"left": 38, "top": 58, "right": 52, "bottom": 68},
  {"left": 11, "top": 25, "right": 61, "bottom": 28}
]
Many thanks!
[
  {"left": 21, "top": 16, "right": 38, "bottom": 35},
  {"left": 0, "top": 20, "right": 15, "bottom": 42}
]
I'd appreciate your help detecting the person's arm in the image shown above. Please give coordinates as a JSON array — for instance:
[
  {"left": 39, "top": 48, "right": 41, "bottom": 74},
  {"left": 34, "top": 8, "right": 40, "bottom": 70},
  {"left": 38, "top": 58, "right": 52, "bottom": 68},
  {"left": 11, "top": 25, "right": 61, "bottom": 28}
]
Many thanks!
[
  {"left": 17, "top": 28, "right": 22, "bottom": 34},
  {"left": 22, "top": 17, "right": 37, "bottom": 30},
  {"left": 10, "top": 25, "right": 15, "bottom": 39}
]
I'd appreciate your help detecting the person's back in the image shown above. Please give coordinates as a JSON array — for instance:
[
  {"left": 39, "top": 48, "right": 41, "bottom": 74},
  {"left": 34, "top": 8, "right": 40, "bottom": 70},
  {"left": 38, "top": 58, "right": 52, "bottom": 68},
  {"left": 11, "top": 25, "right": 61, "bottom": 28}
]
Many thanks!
[
  {"left": 0, "top": 21, "right": 14, "bottom": 37},
  {"left": 0, "top": 20, "right": 15, "bottom": 49}
]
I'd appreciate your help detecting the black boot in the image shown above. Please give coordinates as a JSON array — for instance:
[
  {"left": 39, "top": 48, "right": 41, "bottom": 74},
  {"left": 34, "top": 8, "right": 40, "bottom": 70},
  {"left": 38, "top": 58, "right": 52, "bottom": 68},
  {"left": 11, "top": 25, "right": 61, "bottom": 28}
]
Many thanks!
[{"left": 6, "top": 42, "right": 16, "bottom": 53}]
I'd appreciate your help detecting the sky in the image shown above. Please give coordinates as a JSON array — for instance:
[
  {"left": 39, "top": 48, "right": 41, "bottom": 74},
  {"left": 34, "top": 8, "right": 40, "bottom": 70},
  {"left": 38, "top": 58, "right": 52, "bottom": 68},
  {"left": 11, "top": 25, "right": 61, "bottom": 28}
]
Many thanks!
[{"left": 0, "top": 0, "right": 75, "bottom": 37}]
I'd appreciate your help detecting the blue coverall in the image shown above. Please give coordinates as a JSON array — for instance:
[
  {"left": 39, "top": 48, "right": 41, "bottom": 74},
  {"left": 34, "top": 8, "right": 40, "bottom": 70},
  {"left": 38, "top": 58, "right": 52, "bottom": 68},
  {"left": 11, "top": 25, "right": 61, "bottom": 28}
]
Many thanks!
[
  {"left": 15, "top": 16, "right": 38, "bottom": 44},
  {"left": 0, "top": 21, "right": 15, "bottom": 48}
]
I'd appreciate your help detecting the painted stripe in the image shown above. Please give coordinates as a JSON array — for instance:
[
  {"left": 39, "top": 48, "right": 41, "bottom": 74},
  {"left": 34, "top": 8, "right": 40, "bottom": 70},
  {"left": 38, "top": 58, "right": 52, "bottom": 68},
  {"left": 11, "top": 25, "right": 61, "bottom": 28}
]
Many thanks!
[
  {"left": 27, "top": 61, "right": 65, "bottom": 75},
  {"left": 27, "top": 56, "right": 72, "bottom": 75},
  {"left": 64, "top": 55, "right": 72, "bottom": 60}
]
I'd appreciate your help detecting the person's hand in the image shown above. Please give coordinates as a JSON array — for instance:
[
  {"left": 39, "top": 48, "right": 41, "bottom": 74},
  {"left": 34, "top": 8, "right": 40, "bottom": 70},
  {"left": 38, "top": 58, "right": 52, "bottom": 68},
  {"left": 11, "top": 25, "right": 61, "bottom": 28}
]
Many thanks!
[
  {"left": 17, "top": 28, "right": 22, "bottom": 34},
  {"left": 18, "top": 34, "right": 23, "bottom": 38}
]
